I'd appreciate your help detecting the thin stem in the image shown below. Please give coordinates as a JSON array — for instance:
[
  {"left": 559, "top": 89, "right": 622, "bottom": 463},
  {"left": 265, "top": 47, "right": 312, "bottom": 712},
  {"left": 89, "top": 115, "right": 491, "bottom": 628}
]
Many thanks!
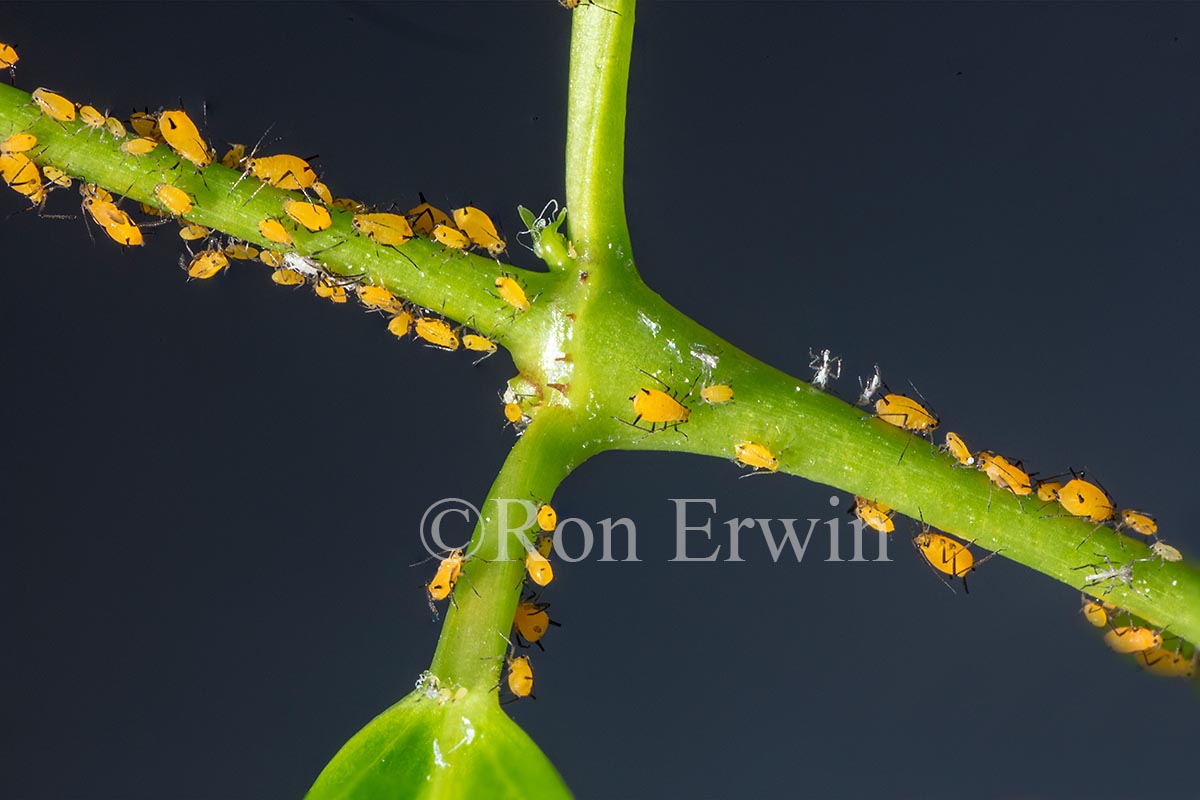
[
  {"left": 564, "top": 0, "right": 636, "bottom": 276},
  {"left": 428, "top": 408, "right": 583, "bottom": 690}
]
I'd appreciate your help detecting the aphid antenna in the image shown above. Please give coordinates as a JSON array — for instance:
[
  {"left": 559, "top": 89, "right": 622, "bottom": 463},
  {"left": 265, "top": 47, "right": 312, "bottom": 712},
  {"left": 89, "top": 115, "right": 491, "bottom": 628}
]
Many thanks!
[
  {"left": 1071, "top": 521, "right": 1108, "bottom": 551},
  {"left": 5, "top": 195, "right": 67, "bottom": 222},
  {"left": 408, "top": 549, "right": 446, "bottom": 568},
  {"left": 390, "top": 242, "right": 424, "bottom": 275},
  {"left": 227, "top": 122, "right": 278, "bottom": 195},
  {"left": 30, "top": 209, "right": 76, "bottom": 222},
  {"left": 896, "top": 432, "right": 913, "bottom": 467},
  {"left": 906, "top": 378, "right": 932, "bottom": 405}
]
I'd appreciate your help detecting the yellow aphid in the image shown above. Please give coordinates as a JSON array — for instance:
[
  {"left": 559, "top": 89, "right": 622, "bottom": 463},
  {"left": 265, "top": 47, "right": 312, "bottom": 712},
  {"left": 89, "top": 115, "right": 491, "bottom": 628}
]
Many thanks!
[
  {"left": 81, "top": 196, "right": 125, "bottom": 228},
  {"left": 700, "top": 384, "right": 734, "bottom": 405},
  {"left": 258, "top": 249, "right": 285, "bottom": 268},
  {"left": 504, "top": 402, "right": 524, "bottom": 424},
  {"left": 629, "top": 382, "right": 690, "bottom": 434},
  {"left": 32, "top": 88, "right": 76, "bottom": 122},
  {"left": 186, "top": 250, "right": 229, "bottom": 280},
  {"left": 506, "top": 655, "right": 534, "bottom": 699},
  {"left": 631, "top": 387, "right": 689, "bottom": 428},
  {"left": 387, "top": 311, "right": 414, "bottom": 338},
  {"left": 178, "top": 222, "right": 211, "bottom": 241},
  {"left": 1058, "top": 476, "right": 1115, "bottom": 524},
  {"left": 942, "top": 432, "right": 974, "bottom": 467},
  {"left": 975, "top": 451, "right": 1034, "bottom": 498},
  {"left": 158, "top": 109, "right": 212, "bottom": 168},
  {"left": 462, "top": 333, "right": 498, "bottom": 361},
  {"left": 246, "top": 153, "right": 318, "bottom": 190},
  {"left": 453, "top": 205, "right": 506, "bottom": 256},
  {"left": 258, "top": 217, "right": 293, "bottom": 246},
  {"left": 1119, "top": 509, "right": 1157, "bottom": 538},
  {"left": 1, "top": 132, "right": 37, "bottom": 153},
  {"left": 537, "top": 504, "right": 557, "bottom": 532},
  {"left": 78, "top": 104, "right": 106, "bottom": 131},
  {"left": 432, "top": 223, "right": 470, "bottom": 251},
  {"left": 283, "top": 199, "right": 332, "bottom": 232},
  {"left": 495, "top": 275, "right": 531, "bottom": 312},
  {"left": 353, "top": 212, "right": 414, "bottom": 248},
  {"left": 407, "top": 192, "right": 452, "bottom": 235},
  {"left": 270, "top": 267, "right": 306, "bottom": 286},
  {"left": 525, "top": 548, "right": 554, "bottom": 587},
  {"left": 0, "top": 152, "right": 41, "bottom": 197},
  {"left": 106, "top": 220, "right": 143, "bottom": 246},
  {"left": 1037, "top": 480, "right": 1063, "bottom": 503},
  {"left": 559, "top": 0, "right": 618, "bottom": 13},
  {"left": 128, "top": 111, "right": 160, "bottom": 140},
  {"left": 0, "top": 158, "right": 41, "bottom": 204},
  {"left": 224, "top": 242, "right": 259, "bottom": 261},
  {"left": 913, "top": 529, "right": 995, "bottom": 593},
  {"left": 0, "top": 42, "right": 19, "bottom": 73},
  {"left": 415, "top": 317, "right": 460, "bottom": 350},
  {"left": 1103, "top": 626, "right": 1163, "bottom": 655},
  {"left": 81, "top": 183, "right": 113, "bottom": 204},
  {"left": 357, "top": 285, "right": 405, "bottom": 314},
  {"left": 313, "top": 278, "right": 348, "bottom": 303},
  {"left": 221, "top": 143, "right": 246, "bottom": 169},
  {"left": 79, "top": 184, "right": 121, "bottom": 225},
  {"left": 875, "top": 393, "right": 939, "bottom": 435},
  {"left": 311, "top": 181, "right": 333, "bottom": 204},
  {"left": 24, "top": 182, "right": 48, "bottom": 208},
  {"left": 42, "top": 165, "right": 71, "bottom": 189},
  {"left": 853, "top": 496, "right": 895, "bottom": 534},
  {"left": 427, "top": 549, "right": 465, "bottom": 602},
  {"left": 153, "top": 183, "right": 193, "bottom": 216},
  {"left": 104, "top": 116, "right": 126, "bottom": 140},
  {"left": 332, "top": 197, "right": 367, "bottom": 213},
  {"left": 1080, "top": 597, "right": 1112, "bottom": 628},
  {"left": 120, "top": 137, "right": 158, "bottom": 157},
  {"left": 514, "top": 598, "right": 558, "bottom": 648},
  {"left": 1135, "top": 647, "right": 1197, "bottom": 679},
  {"left": 734, "top": 441, "right": 779, "bottom": 473}
]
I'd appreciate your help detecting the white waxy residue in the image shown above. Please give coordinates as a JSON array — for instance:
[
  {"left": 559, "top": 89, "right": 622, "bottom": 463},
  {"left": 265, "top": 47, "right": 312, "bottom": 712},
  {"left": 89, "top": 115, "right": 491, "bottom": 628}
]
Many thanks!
[{"left": 638, "top": 310, "right": 660, "bottom": 336}]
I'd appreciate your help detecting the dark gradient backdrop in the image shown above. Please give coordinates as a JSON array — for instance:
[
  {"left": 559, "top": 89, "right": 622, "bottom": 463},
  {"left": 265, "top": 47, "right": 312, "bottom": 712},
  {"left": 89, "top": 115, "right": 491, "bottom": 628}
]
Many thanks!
[{"left": 2, "top": 3, "right": 1198, "bottom": 799}]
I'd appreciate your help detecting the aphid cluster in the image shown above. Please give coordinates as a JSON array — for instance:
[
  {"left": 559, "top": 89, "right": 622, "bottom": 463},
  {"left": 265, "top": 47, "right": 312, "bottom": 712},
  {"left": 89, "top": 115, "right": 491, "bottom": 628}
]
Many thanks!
[
  {"left": 500, "top": 501, "right": 562, "bottom": 701},
  {"left": 618, "top": 369, "right": 776, "bottom": 476},
  {"left": 420, "top": 499, "right": 562, "bottom": 702},
  {"left": 845, "top": 362, "right": 1192, "bottom": 675},
  {"left": 1077, "top": 593, "right": 1196, "bottom": 680},
  {"left": 0, "top": 61, "right": 524, "bottom": 374}
]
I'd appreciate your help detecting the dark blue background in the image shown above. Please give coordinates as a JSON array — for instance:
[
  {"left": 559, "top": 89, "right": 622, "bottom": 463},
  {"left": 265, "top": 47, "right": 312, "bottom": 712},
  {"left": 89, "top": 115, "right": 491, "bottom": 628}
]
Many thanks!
[{"left": 2, "top": 3, "right": 1197, "bottom": 798}]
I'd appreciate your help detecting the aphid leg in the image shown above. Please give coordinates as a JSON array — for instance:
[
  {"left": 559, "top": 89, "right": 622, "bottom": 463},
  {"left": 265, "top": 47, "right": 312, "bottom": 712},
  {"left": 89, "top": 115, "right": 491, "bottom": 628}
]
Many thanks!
[
  {"left": 896, "top": 429, "right": 913, "bottom": 465},
  {"left": 1073, "top": 523, "right": 1104, "bottom": 551}
]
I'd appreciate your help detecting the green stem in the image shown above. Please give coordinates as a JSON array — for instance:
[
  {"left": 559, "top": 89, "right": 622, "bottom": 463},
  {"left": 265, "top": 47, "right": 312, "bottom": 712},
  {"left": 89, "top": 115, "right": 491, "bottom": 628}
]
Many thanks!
[
  {"left": 428, "top": 408, "right": 584, "bottom": 690},
  {"left": 564, "top": 0, "right": 635, "bottom": 275},
  {"left": 567, "top": 283, "right": 1200, "bottom": 643},
  {"left": 0, "top": 83, "right": 553, "bottom": 351}
]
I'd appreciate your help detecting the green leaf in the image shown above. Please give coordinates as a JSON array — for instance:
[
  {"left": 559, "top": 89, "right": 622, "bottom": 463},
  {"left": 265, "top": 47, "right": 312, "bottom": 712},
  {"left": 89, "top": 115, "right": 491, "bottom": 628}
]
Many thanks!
[
  {"left": 306, "top": 676, "right": 571, "bottom": 800},
  {"left": 517, "top": 203, "right": 572, "bottom": 270}
]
